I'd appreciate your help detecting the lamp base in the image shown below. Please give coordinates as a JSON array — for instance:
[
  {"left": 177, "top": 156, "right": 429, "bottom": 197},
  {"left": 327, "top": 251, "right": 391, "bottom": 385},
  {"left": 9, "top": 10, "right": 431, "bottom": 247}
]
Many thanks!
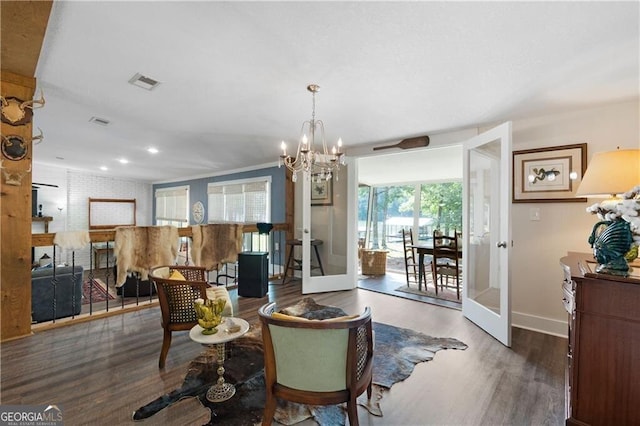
[{"left": 594, "top": 259, "right": 630, "bottom": 276}]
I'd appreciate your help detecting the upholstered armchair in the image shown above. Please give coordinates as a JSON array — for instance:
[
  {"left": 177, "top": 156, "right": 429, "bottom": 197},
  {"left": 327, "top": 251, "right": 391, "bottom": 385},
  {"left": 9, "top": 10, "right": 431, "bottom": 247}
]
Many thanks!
[
  {"left": 150, "top": 265, "right": 233, "bottom": 368},
  {"left": 258, "top": 302, "right": 374, "bottom": 426}
]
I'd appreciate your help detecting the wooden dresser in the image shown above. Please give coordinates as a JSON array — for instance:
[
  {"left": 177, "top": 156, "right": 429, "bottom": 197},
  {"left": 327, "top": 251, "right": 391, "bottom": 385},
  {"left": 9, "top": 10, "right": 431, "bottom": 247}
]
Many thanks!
[{"left": 560, "top": 252, "right": 640, "bottom": 426}]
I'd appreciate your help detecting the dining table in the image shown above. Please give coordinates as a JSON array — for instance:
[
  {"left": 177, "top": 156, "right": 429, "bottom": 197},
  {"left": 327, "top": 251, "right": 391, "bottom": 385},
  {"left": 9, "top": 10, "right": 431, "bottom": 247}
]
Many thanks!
[{"left": 410, "top": 242, "right": 463, "bottom": 291}]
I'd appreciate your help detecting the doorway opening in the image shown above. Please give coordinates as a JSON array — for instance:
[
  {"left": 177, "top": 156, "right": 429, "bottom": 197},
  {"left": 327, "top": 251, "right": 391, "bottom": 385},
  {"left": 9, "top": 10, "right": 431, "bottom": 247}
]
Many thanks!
[{"left": 356, "top": 146, "right": 463, "bottom": 306}]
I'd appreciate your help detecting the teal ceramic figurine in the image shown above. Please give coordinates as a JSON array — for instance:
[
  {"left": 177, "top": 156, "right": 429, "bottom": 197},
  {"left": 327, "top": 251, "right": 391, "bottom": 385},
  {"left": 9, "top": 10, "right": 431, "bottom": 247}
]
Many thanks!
[{"left": 588, "top": 220, "right": 633, "bottom": 275}]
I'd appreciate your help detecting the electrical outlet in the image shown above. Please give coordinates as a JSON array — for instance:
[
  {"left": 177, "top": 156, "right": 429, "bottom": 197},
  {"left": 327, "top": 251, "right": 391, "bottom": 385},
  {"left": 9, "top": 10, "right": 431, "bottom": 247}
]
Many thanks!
[{"left": 274, "top": 242, "right": 279, "bottom": 251}]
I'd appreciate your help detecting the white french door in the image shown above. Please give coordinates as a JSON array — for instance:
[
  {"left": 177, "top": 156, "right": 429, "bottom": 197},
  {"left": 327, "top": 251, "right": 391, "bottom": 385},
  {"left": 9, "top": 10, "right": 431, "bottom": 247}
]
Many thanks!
[
  {"left": 462, "top": 122, "right": 512, "bottom": 347},
  {"left": 301, "top": 159, "right": 357, "bottom": 294}
]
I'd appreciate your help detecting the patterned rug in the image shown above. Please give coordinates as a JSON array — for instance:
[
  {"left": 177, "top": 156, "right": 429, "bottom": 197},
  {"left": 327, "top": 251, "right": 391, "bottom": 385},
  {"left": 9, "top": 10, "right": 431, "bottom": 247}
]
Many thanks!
[
  {"left": 394, "top": 283, "right": 461, "bottom": 304},
  {"left": 82, "top": 278, "right": 115, "bottom": 304},
  {"left": 133, "top": 322, "right": 467, "bottom": 425}
]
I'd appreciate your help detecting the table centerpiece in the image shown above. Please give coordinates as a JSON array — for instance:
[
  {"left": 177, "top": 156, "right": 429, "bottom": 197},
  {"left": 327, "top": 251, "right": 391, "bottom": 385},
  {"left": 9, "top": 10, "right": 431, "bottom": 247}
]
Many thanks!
[{"left": 194, "top": 297, "right": 226, "bottom": 335}]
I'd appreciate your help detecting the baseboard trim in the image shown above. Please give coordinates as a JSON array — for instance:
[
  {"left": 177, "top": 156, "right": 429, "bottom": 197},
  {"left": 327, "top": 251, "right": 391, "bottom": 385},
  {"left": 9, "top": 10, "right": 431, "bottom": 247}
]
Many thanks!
[{"left": 512, "top": 310, "right": 568, "bottom": 338}]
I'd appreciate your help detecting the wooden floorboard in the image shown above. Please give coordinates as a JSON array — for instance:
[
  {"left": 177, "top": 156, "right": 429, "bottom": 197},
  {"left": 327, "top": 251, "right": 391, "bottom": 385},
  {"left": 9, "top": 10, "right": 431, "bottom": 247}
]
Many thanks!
[{"left": 0, "top": 281, "right": 566, "bottom": 425}]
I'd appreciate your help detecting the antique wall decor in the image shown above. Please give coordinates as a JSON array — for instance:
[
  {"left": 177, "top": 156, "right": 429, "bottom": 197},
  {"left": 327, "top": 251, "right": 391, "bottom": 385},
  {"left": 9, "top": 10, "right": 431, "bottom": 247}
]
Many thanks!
[
  {"left": 0, "top": 159, "right": 31, "bottom": 186},
  {"left": 0, "top": 90, "right": 45, "bottom": 126},
  {"left": 513, "top": 143, "right": 587, "bottom": 203},
  {"left": 192, "top": 201, "right": 205, "bottom": 224},
  {"left": 373, "top": 135, "right": 430, "bottom": 151},
  {"left": 311, "top": 174, "right": 333, "bottom": 206},
  {"left": 1, "top": 134, "right": 27, "bottom": 161},
  {"left": 0, "top": 129, "right": 43, "bottom": 161}
]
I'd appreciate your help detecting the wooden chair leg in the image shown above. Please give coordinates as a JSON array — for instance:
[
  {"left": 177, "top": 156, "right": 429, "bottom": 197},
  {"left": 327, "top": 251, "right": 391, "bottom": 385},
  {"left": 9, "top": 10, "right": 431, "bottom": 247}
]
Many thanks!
[
  {"left": 158, "top": 329, "right": 172, "bottom": 369},
  {"left": 430, "top": 260, "right": 438, "bottom": 295},
  {"left": 262, "top": 394, "right": 277, "bottom": 426},
  {"left": 346, "top": 397, "right": 359, "bottom": 426}
]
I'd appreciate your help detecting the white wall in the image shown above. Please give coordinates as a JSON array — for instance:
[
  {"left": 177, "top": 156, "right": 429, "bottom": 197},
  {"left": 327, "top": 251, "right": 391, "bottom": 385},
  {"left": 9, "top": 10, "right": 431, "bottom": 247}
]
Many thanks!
[
  {"left": 510, "top": 99, "right": 639, "bottom": 335},
  {"left": 350, "top": 99, "right": 639, "bottom": 336},
  {"left": 32, "top": 164, "right": 153, "bottom": 268}
]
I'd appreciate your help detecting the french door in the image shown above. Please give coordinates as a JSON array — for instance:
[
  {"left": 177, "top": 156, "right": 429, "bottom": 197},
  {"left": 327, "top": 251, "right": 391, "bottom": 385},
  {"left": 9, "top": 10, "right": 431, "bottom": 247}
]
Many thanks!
[
  {"left": 462, "top": 122, "right": 512, "bottom": 347},
  {"left": 301, "top": 159, "right": 357, "bottom": 293}
]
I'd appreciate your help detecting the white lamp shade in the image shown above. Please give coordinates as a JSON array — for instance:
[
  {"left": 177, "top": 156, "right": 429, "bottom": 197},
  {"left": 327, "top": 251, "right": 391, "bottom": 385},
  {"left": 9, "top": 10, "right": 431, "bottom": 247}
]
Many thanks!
[{"left": 576, "top": 149, "right": 640, "bottom": 197}]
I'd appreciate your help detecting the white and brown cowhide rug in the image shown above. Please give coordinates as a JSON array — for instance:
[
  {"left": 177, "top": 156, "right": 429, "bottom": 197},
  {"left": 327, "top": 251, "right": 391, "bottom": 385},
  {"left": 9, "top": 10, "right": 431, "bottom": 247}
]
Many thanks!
[{"left": 133, "top": 323, "right": 467, "bottom": 425}]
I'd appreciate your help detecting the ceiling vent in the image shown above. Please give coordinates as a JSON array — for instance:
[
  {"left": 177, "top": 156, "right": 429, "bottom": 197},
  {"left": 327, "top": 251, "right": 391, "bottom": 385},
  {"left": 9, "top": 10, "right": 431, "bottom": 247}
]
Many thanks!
[
  {"left": 89, "top": 116, "right": 111, "bottom": 126},
  {"left": 128, "top": 73, "right": 161, "bottom": 91}
]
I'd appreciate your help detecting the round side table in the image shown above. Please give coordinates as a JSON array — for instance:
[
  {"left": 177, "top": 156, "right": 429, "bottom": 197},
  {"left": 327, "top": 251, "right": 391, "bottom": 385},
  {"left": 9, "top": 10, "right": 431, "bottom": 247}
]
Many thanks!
[{"left": 189, "top": 317, "right": 250, "bottom": 402}]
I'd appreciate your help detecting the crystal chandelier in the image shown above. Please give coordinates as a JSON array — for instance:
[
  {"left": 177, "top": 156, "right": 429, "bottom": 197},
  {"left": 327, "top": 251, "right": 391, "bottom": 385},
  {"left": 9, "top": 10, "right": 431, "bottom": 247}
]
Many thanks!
[{"left": 279, "top": 84, "right": 345, "bottom": 182}]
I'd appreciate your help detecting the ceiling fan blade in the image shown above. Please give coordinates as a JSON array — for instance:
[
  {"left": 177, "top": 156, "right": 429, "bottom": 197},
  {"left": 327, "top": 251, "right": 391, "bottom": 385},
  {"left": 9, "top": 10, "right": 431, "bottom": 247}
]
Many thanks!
[
  {"left": 32, "top": 182, "right": 59, "bottom": 188},
  {"left": 373, "top": 135, "right": 430, "bottom": 151}
]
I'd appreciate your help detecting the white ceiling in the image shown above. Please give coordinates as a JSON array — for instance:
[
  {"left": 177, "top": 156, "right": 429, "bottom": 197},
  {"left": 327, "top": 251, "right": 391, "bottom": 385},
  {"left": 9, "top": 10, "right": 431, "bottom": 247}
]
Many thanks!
[{"left": 31, "top": 1, "right": 639, "bottom": 183}]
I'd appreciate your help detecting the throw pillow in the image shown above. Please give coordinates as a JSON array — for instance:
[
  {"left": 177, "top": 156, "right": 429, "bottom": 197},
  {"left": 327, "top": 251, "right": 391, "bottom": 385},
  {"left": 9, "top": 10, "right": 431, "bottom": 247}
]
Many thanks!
[{"left": 169, "top": 270, "right": 186, "bottom": 281}]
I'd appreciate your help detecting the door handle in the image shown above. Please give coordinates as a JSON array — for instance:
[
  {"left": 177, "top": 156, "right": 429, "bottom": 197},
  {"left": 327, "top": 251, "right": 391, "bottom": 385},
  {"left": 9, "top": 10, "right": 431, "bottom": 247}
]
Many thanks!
[
  {"left": 497, "top": 241, "right": 507, "bottom": 248},
  {"left": 303, "top": 229, "right": 310, "bottom": 234}
]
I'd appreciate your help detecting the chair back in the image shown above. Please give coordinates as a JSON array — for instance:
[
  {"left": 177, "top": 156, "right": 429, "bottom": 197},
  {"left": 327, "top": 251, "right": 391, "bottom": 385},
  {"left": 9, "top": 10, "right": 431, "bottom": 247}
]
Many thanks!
[
  {"left": 402, "top": 228, "right": 418, "bottom": 282},
  {"left": 432, "top": 230, "right": 462, "bottom": 298},
  {"left": 258, "top": 301, "right": 373, "bottom": 401},
  {"left": 150, "top": 265, "right": 209, "bottom": 328}
]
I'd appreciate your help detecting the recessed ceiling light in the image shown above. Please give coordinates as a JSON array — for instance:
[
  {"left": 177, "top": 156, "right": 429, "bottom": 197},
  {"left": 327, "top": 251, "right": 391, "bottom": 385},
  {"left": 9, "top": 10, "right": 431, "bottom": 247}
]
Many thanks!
[
  {"left": 100, "top": 166, "right": 108, "bottom": 171},
  {"left": 128, "top": 73, "right": 161, "bottom": 91},
  {"left": 118, "top": 158, "right": 129, "bottom": 164},
  {"left": 89, "top": 116, "right": 111, "bottom": 126},
  {"left": 147, "top": 147, "right": 159, "bottom": 154}
]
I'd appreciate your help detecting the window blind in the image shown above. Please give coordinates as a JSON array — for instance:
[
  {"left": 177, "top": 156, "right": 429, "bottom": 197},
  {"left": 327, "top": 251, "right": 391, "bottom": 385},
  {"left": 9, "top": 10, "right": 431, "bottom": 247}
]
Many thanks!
[
  {"left": 207, "top": 177, "right": 270, "bottom": 223},
  {"left": 155, "top": 186, "right": 189, "bottom": 223}
]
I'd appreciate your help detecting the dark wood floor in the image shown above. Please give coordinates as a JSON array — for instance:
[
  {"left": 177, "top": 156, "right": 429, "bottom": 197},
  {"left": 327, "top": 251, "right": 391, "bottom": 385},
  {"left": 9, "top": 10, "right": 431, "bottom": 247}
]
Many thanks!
[{"left": 1, "top": 281, "right": 567, "bottom": 425}]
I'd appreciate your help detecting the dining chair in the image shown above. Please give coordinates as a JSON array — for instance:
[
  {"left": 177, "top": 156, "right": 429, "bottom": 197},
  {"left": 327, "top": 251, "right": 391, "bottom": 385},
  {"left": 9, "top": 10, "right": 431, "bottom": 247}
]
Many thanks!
[
  {"left": 258, "top": 301, "right": 374, "bottom": 426},
  {"left": 432, "top": 230, "right": 462, "bottom": 299},
  {"left": 402, "top": 229, "right": 418, "bottom": 286},
  {"left": 402, "top": 228, "right": 433, "bottom": 292}
]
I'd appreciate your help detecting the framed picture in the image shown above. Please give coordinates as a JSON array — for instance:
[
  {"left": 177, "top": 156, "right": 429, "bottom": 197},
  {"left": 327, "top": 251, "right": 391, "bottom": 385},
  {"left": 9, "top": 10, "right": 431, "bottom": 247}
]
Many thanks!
[
  {"left": 513, "top": 143, "right": 587, "bottom": 203},
  {"left": 311, "top": 175, "right": 333, "bottom": 206}
]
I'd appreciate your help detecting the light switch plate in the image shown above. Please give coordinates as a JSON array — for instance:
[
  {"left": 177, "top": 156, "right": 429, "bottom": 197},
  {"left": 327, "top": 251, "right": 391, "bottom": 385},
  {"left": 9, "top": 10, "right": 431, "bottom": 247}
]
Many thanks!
[{"left": 530, "top": 207, "right": 541, "bottom": 221}]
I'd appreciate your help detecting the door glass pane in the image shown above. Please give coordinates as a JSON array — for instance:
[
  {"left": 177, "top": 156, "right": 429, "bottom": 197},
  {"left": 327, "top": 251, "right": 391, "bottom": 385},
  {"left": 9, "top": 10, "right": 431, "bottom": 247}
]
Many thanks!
[
  {"left": 309, "top": 166, "right": 348, "bottom": 276},
  {"left": 468, "top": 139, "right": 501, "bottom": 314}
]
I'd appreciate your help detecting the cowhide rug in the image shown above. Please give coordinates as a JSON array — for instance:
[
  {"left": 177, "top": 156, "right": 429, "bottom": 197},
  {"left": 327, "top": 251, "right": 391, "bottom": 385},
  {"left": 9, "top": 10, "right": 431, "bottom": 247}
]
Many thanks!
[{"left": 133, "top": 323, "right": 467, "bottom": 425}]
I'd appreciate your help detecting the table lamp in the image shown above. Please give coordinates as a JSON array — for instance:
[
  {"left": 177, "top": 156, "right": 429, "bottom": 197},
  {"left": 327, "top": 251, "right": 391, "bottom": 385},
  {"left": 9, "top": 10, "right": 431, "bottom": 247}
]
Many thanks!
[
  {"left": 576, "top": 148, "right": 640, "bottom": 274},
  {"left": 576, "top": 149, "right": 640, "bottom": 199}
]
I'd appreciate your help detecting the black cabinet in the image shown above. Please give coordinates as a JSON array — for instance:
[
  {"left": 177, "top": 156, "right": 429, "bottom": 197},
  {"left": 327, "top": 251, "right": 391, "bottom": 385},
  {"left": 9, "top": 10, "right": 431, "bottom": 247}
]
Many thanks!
[{"left": 238, "top": 251, "right": 268, "bottom": 297}]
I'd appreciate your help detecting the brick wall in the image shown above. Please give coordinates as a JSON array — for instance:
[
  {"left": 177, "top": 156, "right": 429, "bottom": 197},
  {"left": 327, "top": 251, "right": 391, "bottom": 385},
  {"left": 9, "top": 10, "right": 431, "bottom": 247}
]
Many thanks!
[{"left": 32, "top": 164, "right": 152, "bottom": 268}]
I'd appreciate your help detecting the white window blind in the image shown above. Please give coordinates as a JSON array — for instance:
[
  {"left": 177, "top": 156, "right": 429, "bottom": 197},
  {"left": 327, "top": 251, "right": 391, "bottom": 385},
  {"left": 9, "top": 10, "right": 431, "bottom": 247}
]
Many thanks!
[
  {"left": 207, "top": 177, "right": 270, "bottom": 223},
  {"left": 155, "top": 186, "right": 189, "bottom": 224}
]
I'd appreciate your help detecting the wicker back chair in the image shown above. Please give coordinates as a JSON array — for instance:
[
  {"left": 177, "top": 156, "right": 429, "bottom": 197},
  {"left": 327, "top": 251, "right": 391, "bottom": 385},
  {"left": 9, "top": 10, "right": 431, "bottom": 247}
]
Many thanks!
[
  {"left": 258, "top": 302, "right": 374, "bottom": 426},
  {"left": 150, "top": 265, "right": 208, "bottom": 368}
]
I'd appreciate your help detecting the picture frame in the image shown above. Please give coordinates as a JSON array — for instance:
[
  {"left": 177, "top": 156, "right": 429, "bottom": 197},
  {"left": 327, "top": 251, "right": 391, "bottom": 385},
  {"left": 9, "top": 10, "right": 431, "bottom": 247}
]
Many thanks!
[
  {"left": 512, "top": 143, "right": 587, "bottom": 203},
  {"left": 311, "top": 175, "right": 333, "bottom": 206}
]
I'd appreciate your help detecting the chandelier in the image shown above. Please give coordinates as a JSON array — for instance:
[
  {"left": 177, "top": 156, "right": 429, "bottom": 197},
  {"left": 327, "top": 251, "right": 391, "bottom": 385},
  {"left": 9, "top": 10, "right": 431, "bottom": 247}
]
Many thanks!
[{"left": 279, "top": 84, "right": 345, "bottom": 182}]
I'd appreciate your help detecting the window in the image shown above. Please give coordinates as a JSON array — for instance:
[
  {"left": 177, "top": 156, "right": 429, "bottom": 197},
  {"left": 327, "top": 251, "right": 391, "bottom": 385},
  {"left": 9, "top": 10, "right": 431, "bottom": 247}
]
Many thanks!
[
  {"left": 207, "top": 177, "right": 271, "bottom": 223},
  {"left": 155, "top": 185, "right": 189, "bottom": 227}
]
